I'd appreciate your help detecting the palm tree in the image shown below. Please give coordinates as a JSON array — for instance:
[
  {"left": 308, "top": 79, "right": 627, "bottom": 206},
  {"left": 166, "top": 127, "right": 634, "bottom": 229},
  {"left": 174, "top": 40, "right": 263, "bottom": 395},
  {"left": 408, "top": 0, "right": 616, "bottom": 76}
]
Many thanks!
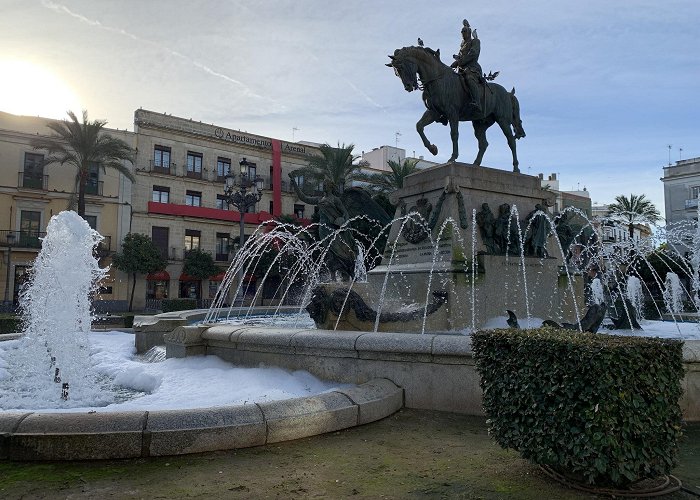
[
  {"left": 293, "top": 142, "right": 360, "bottom": 193},
  {"left": 357, "top": 158, "right": 419, "bottom": 194},
  {"left": 607, "top": 194, "right": 661, "bottom": 239},
  {"left": 31, "top": 110, "right": 135, "bottom": 217}
]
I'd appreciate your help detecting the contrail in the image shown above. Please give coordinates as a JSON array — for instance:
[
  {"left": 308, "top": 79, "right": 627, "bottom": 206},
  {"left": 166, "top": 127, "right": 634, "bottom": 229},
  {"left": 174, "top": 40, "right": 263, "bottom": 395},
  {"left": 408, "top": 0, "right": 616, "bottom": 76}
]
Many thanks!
[
  {"left": 301, "top": 48, "right": 385, "bottom": 111},
  {"left": 40, "top": 0, "right": 283, "bottom": 109}
]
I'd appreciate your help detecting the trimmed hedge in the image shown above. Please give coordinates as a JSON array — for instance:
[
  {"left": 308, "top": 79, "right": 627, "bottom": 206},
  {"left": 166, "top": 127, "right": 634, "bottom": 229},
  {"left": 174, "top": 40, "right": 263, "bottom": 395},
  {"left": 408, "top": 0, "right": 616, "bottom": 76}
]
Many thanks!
[
  {"left": 0, "top": 316, "right": 22, "bottom": 334},
  {"left": 161, "top": 298, "right": 197, "bottom": 313},
  {"left": 472, "top": 328, "right": 684, "bottom": 487}
]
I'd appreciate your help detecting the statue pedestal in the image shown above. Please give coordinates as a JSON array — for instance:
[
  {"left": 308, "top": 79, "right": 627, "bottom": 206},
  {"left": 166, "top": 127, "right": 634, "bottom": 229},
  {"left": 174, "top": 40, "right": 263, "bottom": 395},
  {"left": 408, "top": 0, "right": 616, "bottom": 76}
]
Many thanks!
[{"left": 310, "top": 163, "right": 584, "bottom": 333}]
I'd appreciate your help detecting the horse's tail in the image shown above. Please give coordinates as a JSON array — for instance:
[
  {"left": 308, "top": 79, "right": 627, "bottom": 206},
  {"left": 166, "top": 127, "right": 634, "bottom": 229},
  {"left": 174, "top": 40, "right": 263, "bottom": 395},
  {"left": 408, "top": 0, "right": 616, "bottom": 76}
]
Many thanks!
[{"left": 510, "top": 87, "right": 526, "bottom": 139}]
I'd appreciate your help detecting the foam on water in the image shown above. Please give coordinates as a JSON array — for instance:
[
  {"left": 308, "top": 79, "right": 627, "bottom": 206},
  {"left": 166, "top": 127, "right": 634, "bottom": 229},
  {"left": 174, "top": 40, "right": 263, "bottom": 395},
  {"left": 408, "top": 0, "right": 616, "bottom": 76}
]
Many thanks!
[{"left": 0, "top": 211, "right": 112, "bottom": 409}]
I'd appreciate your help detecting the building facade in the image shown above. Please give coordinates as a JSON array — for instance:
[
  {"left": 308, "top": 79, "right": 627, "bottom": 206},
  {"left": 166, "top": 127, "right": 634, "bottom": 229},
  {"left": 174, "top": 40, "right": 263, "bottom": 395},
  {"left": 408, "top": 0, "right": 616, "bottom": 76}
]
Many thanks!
[
  {"left": 128, "top": 110, "right": 318, "bottom": 310},
  {"left": 0, "top": 109, "right": 321, "bottom": 312},
  {"left": 662, "top": 157, "right": 700, "bottom": 227},
  {"left": 0, "top": 111, "right": 133, "bottom": 310}
]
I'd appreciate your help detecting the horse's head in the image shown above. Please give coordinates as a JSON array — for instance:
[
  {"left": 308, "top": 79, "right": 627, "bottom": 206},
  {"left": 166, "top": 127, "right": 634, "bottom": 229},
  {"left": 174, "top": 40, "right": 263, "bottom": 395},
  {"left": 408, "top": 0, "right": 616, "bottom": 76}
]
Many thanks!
[{"left": 386, "top": 48, "right": 419, "bottom": 92}]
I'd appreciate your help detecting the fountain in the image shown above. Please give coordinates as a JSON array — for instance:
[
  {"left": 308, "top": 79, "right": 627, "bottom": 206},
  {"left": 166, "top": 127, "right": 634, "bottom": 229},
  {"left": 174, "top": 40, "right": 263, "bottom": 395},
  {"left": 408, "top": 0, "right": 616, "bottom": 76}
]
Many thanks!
[
  {"left": 0, "top": 211, "right": 403, "bottom": 460},
  {"left": 132, "top": 161, "right": 700, "bottom": 433}
]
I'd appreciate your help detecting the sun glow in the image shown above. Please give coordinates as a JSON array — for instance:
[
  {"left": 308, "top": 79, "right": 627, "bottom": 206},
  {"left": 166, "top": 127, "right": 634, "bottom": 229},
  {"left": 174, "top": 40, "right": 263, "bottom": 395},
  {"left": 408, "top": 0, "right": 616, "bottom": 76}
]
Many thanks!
[{"left": 0, "top": 59, "right": 83, "bottom": 119}]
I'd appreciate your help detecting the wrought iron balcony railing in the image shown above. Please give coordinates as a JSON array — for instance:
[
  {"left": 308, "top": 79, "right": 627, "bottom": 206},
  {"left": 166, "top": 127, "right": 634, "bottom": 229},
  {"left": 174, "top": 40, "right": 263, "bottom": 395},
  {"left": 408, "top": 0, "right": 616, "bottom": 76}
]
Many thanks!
[
  {"left": 0, "top": 230, "right": 45, "bottom": 249},
  {"left": 18, "top": 172, "right": 49, "bottom": 190}
]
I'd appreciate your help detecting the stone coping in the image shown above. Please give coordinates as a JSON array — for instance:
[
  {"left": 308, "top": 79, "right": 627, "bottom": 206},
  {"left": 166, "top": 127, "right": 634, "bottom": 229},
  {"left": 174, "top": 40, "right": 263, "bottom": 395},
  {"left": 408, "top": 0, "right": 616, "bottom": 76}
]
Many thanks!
[
  {"left": 0, "top": 378, "right": 403, "bottom": 461},
  {"left": 183, "top": 325, "right": 700, "bottom": 421}
]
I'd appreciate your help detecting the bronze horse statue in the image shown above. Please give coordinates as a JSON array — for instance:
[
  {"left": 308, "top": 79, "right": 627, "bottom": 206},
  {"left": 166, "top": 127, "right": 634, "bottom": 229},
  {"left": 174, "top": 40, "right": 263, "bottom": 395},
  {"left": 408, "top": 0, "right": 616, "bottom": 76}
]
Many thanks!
[{"left": 387, "top": 46, "right": 525, "bottom": 172}]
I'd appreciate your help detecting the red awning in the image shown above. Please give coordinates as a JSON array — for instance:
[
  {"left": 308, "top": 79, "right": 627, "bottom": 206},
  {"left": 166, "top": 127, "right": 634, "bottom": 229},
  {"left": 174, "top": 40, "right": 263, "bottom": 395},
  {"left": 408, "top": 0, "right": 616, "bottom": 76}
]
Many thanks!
[
  {"left": 179, "top": 273, "right": 200, "bottom": 282},
  {"left": 209, "top": 271, "right": 226, "bottom": 281},
  {"left": 146, "top": 270, "right": 170, "bottom": 281}
]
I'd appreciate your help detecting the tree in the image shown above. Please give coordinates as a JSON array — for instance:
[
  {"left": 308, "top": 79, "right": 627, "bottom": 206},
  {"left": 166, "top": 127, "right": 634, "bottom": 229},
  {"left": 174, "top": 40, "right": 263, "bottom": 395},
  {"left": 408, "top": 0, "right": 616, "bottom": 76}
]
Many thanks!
[
  {"left": 295, "top": 142, "right": 360, "bottom": 192},
  {"left": 607, "top": 194, "right": 661, "bottom": 239},
  {"left": 356, "top": 158, "right": 419, "bottom": 195},
  {"left": 31, "top": 110, "right": 135, "bottom": 217},
  {"left": 182, "top": 248, "right": 220, "bottom": 301},
  {"left": 112, "top": 233, "right": 167, "bottom": 312}
]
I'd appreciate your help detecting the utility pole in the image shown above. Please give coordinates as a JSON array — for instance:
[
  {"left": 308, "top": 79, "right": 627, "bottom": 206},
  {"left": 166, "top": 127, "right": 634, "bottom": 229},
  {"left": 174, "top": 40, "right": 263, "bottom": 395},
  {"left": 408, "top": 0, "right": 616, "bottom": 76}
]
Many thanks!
[
  {"left": 292, "top": 127, "right": 299, "bottom": 142},
  {"left": 668, "top": 144, "right": 672, "bottom": 166}
]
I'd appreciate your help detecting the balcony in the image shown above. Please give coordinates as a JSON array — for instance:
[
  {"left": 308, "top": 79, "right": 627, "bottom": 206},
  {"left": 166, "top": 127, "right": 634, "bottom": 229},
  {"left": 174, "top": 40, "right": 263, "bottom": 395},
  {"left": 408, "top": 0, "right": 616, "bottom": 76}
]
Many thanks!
[
  {"left": 685, "top": 199, "right": 699, "bottom": 210},
  {"left": 0, "top": 230, "right": 45, "bottom": 249},
  {"left": 149, "top": 160, "right": 177, "bottom": 175},
  {"left": 18, "top": 172, "right": 49, "bottom": 190},
  {"left": 185, "top": 169, "right": 203, "bottom": 180},
  {"left": 85, "top": 181, "right": 104, "bottom": 196}
]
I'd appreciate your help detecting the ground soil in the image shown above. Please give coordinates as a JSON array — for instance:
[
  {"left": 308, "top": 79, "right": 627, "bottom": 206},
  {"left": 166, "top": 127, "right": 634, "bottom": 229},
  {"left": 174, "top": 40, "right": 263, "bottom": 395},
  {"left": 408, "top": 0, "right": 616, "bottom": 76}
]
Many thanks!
[{"left": 1, "top": 409, "right": 698, "bottom": 499}]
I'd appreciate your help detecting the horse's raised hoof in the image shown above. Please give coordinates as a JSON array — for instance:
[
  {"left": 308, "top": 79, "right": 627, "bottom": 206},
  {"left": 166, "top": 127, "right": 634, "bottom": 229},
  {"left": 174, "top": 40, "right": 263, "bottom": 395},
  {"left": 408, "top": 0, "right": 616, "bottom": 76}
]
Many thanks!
[{"left": 428, "top": 144, "right": 438, "bottom": 155}]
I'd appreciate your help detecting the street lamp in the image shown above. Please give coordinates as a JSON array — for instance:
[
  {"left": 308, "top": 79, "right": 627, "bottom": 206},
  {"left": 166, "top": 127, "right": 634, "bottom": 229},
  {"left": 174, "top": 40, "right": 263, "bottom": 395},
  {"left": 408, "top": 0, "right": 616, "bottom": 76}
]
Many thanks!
[
  {"left": 223, "top": 158, "right": 263, "bottom": 302},
  {"left": 3, "top": 231, "right": 16, "bottom": 307},
  {"left": 224, "top": 158, "right": 264, "bottom": 250}
]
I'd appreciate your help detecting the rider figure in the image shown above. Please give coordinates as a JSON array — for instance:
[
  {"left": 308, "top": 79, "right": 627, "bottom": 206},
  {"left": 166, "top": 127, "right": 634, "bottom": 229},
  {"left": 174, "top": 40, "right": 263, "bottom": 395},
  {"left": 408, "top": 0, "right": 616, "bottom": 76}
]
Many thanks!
[{"left": 450, "top": 19, "right": 483, "bottom": 113}]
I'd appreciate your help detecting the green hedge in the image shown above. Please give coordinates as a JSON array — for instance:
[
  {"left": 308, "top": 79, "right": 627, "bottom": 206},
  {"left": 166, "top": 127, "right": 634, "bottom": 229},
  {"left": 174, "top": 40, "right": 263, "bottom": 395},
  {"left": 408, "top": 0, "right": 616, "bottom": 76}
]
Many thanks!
[
  {"left": 472, "top": 328, "right": 684, "bottom": 487},
  {"left": 0, "top": 316, "right": 22, "bottom": 334},
  {"left": 161, "top": 298, "right": 197, "bottom": 313}
]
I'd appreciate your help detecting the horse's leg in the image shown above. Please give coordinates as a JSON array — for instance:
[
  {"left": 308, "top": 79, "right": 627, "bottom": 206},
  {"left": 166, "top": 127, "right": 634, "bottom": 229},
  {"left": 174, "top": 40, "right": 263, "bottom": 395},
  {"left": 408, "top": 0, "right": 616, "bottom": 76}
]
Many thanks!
[
  {"left": 472, "top": 119, "right": 493, "bottom": 166},
  {"left": 448, "top": 116, "right": 459, "bottom": 162},
  {"left": 416, "top": 110, "right": 439, "bottom": 156},
  {"left": 497, "top": 118, "right": 519, "bottom": 173}
]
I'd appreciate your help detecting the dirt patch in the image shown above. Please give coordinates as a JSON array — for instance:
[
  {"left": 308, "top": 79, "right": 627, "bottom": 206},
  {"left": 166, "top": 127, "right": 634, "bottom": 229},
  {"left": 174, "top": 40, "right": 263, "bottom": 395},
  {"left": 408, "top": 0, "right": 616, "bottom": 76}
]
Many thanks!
[{"left": 1, "top": 409, "right": 698, "bottom": 499}]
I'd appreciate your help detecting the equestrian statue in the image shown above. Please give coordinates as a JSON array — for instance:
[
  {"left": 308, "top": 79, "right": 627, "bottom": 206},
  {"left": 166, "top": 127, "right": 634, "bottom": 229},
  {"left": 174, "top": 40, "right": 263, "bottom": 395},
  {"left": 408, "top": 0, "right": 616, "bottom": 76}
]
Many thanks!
[{"left": 387, "top": 19, "right": 526, "bottom": 172}]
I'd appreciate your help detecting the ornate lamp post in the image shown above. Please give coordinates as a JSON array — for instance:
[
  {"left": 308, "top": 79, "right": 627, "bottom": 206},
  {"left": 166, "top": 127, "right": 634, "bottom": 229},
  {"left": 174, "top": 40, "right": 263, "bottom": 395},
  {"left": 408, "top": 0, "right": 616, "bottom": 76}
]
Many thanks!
[
  {"left": 224, "top": 158, "right": 264, "bottom": 251},
  {"left": 3, "top": 231, "right": 16, "bottom": 307},
  {"left": 223, "top": 158, "right": 264, "bottom": 304}
]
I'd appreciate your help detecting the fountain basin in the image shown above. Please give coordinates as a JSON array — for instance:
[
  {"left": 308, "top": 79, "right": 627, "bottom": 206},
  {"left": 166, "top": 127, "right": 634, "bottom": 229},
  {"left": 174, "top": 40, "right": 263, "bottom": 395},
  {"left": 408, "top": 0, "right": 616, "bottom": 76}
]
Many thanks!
[
  {"left": 162, "top": 323, "right": 700, "bottom": 422},
  {"left": 0, "top": 377, "right": 402, "bottom": 460}
]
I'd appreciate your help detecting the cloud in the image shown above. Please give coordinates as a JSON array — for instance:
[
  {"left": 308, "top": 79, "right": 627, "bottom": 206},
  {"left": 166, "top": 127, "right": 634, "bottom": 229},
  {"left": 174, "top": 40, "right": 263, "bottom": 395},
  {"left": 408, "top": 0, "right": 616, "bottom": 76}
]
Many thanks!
[{"left": 39, "top": 0, "right": 285, "bottom": 112}]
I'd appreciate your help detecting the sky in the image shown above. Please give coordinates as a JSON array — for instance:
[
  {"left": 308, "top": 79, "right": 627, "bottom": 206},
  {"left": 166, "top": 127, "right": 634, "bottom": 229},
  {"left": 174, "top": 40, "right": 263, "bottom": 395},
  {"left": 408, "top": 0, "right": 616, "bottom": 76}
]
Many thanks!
[{"left": 0, "top": 0, "right": 698, "bottom": 213}]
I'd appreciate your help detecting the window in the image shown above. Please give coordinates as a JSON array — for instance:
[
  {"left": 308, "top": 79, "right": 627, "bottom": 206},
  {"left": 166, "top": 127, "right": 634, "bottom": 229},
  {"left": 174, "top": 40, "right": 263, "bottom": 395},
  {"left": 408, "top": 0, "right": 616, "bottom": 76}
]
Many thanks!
[
  {"left": 152, "top": 185, "right": 170, "bottom": 203},
  {"left": 153, "top": 145, "right": 171, "bottom": 171},
  {"left": 147, "top": 280, "right": 168, "bottom": 300},
  {"left": 184, "top": 229, "right": 201, "bottom": 251},
  {"left": 217, "top": 157, "right": 231, "bottom": 180},
  {"left": 20, "top": 210, "right": 41, "bottom": 236},
  {"left": 185, "top": 190, "right": 202, "bottom": 207},
  {"left": 186, "top": 151, "right": 203, "bottom": 178},
  {"left": 22, "top": 153, "right": 45, "bottom": 189},
  {"left": 294, "top": 204, "right": 305, "bottom": 218},
  {"left": 84, "top": 215, "right": 97, "bottom": 230},
  {"left": 85, "top": 162, "right": 100, "bottom": 195},
  {"left": 215, "top": 233, "right": 230, "bottom": 261},
  {"left": 216, "top": 194, "right": 229, "bottom": 210},
  {"left": 247, "top": 164, "right": 257, "bottom": 179},
  {"left": 691, "top": 186, "right": 700, "bottom": 200},
  {"left": 152, "top": 226, "right": 169, "bottom": 259}
]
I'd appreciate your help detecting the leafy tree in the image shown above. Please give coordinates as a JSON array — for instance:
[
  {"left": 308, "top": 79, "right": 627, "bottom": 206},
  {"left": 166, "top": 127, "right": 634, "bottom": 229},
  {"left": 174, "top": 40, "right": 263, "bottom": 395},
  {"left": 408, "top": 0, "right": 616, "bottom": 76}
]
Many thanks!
[
  {"left": 294, "top": 142, "right": 360, "bottom": 192},
  {"left": 31, "top": 110, "right": 135, "bottom": 216},
  {"left": 607, "top": 194, "right": 661, "bottom": 239},
  {"left": 112, "top": 233, "right": 167, "bottom": 311},
  {"left": 182, "top": 248, "right": 220, "bottom": 301},
  {"left": 356, "top": 158, "right": 419, "bottom": 195}
]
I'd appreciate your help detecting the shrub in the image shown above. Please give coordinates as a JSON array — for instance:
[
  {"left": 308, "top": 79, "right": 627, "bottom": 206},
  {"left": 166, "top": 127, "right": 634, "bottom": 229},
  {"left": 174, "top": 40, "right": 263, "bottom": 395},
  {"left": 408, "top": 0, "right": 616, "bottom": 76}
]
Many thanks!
[
  {"left": 161, "top": 299, "right": 197, "bottom": 313},
  {"left": 472, "top": 328, "right": 684, "bottom": 487},
  {"left": 0, "top": 316, "right": 21, "bottom": 334},
  {"left": 122, "top": 313, "right": 135, "bottom": 328}
]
